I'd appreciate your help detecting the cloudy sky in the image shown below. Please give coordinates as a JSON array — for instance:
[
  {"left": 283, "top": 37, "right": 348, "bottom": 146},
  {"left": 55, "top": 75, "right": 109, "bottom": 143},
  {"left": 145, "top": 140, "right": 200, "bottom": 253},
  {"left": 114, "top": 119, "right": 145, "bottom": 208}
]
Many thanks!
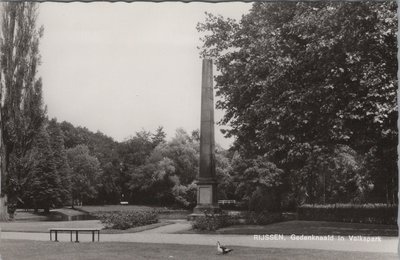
[{"left": 37, "top": 2, "right": 252, "bottom": 148}]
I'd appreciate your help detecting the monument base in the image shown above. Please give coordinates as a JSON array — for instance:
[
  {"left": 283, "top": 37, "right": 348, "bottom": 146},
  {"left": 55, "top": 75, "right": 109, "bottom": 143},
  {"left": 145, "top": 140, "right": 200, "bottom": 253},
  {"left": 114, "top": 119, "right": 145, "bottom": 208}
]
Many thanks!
[
  {"left": 188, "top": 182, "right": 220, "bottom": 220},
  {"left": 188, "top": 206, "right": 222, "bottom": 221},
  {"left": 192, "top": 204, "right": 221, "bottom": 214}
]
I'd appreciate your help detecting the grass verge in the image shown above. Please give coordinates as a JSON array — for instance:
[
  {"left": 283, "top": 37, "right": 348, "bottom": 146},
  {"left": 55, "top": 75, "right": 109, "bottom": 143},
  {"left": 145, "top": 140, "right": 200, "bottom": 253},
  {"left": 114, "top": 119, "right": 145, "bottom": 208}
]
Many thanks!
[{"left": 0, "top": 240, "right": 397, "bottom": 260}]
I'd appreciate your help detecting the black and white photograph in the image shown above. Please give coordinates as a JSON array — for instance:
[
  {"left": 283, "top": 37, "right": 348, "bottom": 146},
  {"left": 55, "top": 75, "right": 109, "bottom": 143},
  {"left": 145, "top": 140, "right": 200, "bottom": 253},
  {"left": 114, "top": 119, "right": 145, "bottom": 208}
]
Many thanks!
[{"left": 0, "top": 1, "right": 398, "bottom": 259}]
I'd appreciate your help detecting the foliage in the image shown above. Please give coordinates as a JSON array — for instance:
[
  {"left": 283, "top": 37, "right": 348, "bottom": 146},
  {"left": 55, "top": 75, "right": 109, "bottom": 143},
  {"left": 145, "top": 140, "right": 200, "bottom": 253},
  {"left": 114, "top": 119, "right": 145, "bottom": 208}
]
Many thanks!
[
  {"left": 243, "top": 211, "right": 283, "bottom": 225},
  {"left": 5, "top": 118, "right": 72, "bottom": 212},
  {"left": 95, "top": 210, "right": 158, "bottom": 230},
  {"left": 298, "top": 204, "right": 397, "bottom": 225},
  {"left": 151, "top": 126, "right": 167, "bottom": 148},
  {"left": 215, "top": 147, "right": 235, "bottom": 200},
  {"left": 191, "top": 211, "right": 231, "bottom": 231},
  {"left": 47, "top": 119, "right": 72, "bottom": 205},
  {"left": 130, "top": 158, "right": 177, "bottom": 205},
  {"left": 290, "top": 145, "right": 368, "bottom": 205},
  {"left": 119, "top": 130, "right": 155, "bottom": 167},
  {"left": 66, "top": 145, "right": 101, "bottom": 205},
  {"left": 231, "top": 154, "right": 283, "bottom": 211},
  {"left": 197, "top": 2, "right": 397, "bottom": 205},
  {"left": 149, "top": 128, "right": 199, "bottom": 185},
  {"left": 171, "top": 182, "right": 197, "bottom": 209},
  {"left": 52, "top": 124, "right": 208, "bottom": 208},
  {"left": 128, "top": 129, "right": 200, "bottom": 207},
  {"left": 59, "top": 121, "right": 121, "bottom": 204},
  {"left": 23, "top": 126, "right": 62, "bottom": 213}
]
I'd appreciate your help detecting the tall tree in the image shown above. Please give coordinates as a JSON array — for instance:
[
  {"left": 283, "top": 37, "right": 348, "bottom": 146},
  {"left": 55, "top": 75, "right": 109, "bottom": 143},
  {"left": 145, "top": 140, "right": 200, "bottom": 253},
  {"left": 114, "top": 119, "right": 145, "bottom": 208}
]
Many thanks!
[
  {"left": 0, "top": 2, "right": 45, "bottom": 219},
  {"left": 198, "top": 2, "right": 397, "bottom": 205},
  {"left": 151, "top": 126, "right": 166, "bottom": 148},
  {"left": 67, "top": 145, "right": 101, "bottom": 206},
  {"left": 149, "top": 128, "right": 199, "bottom": 185},
  {"left": 47, "top": 119, "right": 71, "bottom": 205}
]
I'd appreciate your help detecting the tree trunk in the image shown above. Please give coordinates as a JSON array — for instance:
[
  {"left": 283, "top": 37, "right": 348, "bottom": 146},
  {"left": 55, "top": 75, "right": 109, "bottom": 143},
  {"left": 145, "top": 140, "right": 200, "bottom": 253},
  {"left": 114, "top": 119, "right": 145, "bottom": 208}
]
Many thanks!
[
  {"left": 33, "top": 200, "right": 38, "bottom": 214},
  {"left": 0, "top": 106, "right": 8, "bottom": 221}
]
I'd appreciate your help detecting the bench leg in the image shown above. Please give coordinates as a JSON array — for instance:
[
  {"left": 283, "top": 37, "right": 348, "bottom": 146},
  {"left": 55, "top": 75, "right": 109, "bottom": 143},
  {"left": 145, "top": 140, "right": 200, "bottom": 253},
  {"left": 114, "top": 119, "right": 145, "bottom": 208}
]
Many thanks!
[
  {"left": 92, "top": 231, "right": 95, "bottom": 242},
  {"left": 70, "top": 231, "right": 73, "bottom": 242},
  {"left": 55, "top": 231, "right": 58, "bottom": 242},
  {"left": 98, "top": 230, "right": 100, "bottom": 242},
  {"left": 50, "top": 231, "right": 52, "bottom": 241},
  {"left": 75, "top": 230, "right": 79, "bottom": 243}
]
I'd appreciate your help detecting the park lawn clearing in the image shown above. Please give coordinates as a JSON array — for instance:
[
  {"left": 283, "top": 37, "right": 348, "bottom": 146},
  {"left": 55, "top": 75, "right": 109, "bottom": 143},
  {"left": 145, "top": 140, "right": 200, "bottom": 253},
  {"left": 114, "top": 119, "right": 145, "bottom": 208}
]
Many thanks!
[
  {"left": 77, "top": 205, "right": 158, "bottom": 213},
  {"left": 184, "top": 220, "right": 398, "bottom": 237},
  {"left": 77, "top": 205, "right": 190, "bottom": 220},
  {"left": 0, "top": 220, "right": 173, "bottom": 234},
  {"left": 0, "top": 240, "right": 397, "bottom": 260},
  {"left": 0, "top": 220, "right": 103, "bottom": 233}
]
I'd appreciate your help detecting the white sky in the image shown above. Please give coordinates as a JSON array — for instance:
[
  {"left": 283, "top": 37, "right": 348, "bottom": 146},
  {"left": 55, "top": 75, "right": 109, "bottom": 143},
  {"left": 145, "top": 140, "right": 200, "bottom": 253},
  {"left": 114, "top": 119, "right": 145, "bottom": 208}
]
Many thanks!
[{"left": 37, "top": 2, "right": 252, "bottom": 148}]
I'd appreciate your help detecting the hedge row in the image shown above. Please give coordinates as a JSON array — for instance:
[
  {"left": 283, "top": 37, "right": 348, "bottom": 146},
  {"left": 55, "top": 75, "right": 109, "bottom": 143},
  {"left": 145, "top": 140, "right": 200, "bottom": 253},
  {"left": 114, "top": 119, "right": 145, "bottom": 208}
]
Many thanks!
[
  {"left": 191, "top": 211, "right": 231, "bottom": 231},
  {"left": 298, "top": 204, "right": 397, "bottom": 225},
  {"left": 94, "top": 210, "right": 158, "bottom": 230}
]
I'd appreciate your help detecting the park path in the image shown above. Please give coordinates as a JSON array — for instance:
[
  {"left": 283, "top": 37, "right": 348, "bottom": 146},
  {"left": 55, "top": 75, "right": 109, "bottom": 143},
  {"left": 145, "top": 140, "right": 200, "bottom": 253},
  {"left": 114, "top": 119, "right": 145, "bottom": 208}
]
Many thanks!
[{"left": 1, "top": 220, "right": 398, "bottom": 254}]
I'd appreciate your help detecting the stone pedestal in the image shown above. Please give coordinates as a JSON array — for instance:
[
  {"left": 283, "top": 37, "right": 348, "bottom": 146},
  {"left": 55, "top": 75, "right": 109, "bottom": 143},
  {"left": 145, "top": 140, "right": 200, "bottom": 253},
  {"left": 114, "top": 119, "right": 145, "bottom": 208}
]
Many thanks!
[{"left": 193, "top": 182, "right": 220, "bottom": 214}]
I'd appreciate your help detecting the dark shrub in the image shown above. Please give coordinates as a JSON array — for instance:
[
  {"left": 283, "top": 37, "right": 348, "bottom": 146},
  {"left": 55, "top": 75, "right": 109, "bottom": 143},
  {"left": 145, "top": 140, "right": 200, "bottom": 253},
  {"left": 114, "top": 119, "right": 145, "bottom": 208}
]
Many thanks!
[
  {"left": 244, "top": 211, "right": 283, "bottom": 225},
  {"left": 191, "top": 211, "right": 231, "bottom": 231},
  {"left": 95, "top": 210, "right": 158, "bottom": 230},
  {"left": 246, "top": 188, "right": 281, "bottom": 212},
  {"left": 298, "top": 204, "right": 397, "bottom": 225}
]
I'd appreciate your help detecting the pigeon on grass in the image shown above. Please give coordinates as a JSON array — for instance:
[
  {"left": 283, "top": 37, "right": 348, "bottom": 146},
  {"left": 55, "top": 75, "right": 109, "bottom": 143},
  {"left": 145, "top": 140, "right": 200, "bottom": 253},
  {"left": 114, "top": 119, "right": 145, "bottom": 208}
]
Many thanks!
[{"left": 217, "top": 241, "right": 233, "bottom": 255}]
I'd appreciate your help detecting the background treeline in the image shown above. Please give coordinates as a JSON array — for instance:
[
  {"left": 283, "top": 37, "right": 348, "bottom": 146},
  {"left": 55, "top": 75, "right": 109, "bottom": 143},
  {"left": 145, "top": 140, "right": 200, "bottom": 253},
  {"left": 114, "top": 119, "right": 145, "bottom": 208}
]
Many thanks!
[{"left": 6, "top": 118, "right": 237, "bottom": 211}]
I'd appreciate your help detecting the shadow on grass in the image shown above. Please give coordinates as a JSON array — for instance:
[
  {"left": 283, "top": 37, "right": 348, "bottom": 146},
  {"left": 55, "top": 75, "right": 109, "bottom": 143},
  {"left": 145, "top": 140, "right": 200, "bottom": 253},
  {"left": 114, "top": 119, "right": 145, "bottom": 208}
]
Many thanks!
[
  {"left": 0, "top": 240, "right": 397, "bottom": 260},
  {"left": 100, "top": 221, "right": 173, "bottom": 234}
]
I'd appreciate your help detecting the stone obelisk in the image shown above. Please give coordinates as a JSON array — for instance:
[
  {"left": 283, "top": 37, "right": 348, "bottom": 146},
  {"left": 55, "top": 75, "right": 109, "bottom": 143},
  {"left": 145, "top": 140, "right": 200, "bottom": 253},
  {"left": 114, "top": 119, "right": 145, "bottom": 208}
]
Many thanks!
[{"left": 194, "top": 59, "right": 219, "bottom": 213}]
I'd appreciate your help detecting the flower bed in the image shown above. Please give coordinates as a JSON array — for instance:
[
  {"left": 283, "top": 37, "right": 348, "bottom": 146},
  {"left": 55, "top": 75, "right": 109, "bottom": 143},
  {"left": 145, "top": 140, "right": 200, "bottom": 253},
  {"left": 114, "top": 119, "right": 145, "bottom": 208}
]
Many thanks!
[{"left": 94, "top": 210, "right": 159, "bottom": 230}]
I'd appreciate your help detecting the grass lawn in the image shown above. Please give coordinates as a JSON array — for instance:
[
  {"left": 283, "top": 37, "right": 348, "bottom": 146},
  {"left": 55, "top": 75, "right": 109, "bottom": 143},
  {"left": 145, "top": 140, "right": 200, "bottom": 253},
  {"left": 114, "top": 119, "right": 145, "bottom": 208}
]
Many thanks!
[
  {"left": 0, "top": 220, "right": 103, "bottom": 233},
  {"left": 77, "top": 205, "right": 158, "bottom": 213},
  {"left": 184, "top": 220, "right": 398, "bottom": 237},
  {"left": 0, "top": 219, "right": 173, "bottom": 234},
  {"left": 77, "top": 205, "right": 190, "bottom": 219},
  {"left": 1, "top": 240, "right": 397, "bottom": 260}
]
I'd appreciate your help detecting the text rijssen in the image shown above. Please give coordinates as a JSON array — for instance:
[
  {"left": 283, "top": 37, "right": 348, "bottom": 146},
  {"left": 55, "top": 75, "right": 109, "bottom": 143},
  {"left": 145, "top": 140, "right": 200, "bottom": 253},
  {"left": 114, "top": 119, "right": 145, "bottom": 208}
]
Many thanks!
[{"left": 253, "top": 234, "right": 382, "bottom": 242}]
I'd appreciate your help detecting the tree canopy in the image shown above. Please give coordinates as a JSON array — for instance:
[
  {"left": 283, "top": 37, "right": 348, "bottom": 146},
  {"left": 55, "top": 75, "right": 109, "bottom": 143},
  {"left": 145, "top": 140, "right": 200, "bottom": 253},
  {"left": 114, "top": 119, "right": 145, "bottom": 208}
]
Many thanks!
[{"left": 198, "top": 2, "right": 397, "bottom": 205}]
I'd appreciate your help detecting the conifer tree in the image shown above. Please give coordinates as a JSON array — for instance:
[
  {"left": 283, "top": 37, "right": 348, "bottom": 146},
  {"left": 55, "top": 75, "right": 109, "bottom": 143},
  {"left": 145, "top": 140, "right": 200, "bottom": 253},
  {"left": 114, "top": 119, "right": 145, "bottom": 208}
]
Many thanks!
[{"left": 26, "top": 126, "right": 61, "bottom": 213}]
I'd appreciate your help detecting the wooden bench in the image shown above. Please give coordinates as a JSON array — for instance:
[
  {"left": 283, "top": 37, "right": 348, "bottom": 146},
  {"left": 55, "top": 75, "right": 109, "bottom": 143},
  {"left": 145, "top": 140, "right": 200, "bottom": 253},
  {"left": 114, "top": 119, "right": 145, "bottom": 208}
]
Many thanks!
[
  {"left": 49, "top": 228, "right": 100, "bottom": 242},
  {"left": 218, "top": 200, "right": 237, "bottom": 205}
]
